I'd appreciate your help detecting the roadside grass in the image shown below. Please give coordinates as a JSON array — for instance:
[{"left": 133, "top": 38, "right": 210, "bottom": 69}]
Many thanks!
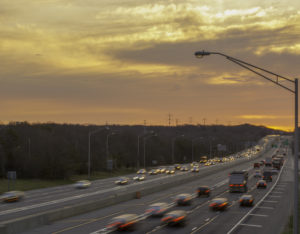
[{"left": 0, "top": 168, "right": 136, "bottom": 194}]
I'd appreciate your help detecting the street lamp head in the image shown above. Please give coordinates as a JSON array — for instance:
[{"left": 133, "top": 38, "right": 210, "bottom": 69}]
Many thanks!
[{"left": 195, "top": 50, "right": 211, "bottom": 58}]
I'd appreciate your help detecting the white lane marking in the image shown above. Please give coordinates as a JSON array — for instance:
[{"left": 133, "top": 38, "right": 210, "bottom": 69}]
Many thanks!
[
  {"left": 272, "top": 191, "right": 283, "bottom": 194},
  {"left": 262, "top": 200, "right": 278, "bottom": 203},
  {"left": 248, "top": 214, "right": 268, "bottom": 217},
  {"left": 256, "top": 206, "right": 274, "bottom": 210},
  {"left": 268, "top": 195, "right": 281, "bottom": 198},
  {"left": 239, "top": 224, "right": 262, "bottom": 228}
]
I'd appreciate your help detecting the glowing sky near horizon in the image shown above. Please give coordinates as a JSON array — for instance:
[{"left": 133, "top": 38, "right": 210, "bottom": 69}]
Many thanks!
[{"left": 0, "top": 0, "right": 299, "bottom": 131}]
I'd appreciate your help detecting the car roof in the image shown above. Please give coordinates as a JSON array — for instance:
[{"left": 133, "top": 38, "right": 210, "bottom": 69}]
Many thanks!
[
  {"left": 150, "top": 202, "right": 168, "bottom": 207},
  {"left": 166, "top": 210, "right": 186, "bottom": 216}
]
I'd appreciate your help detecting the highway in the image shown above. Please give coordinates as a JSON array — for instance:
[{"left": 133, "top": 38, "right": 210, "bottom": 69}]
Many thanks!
[{"left": 19, "top": 136, "right": 291, "bottom": 234}]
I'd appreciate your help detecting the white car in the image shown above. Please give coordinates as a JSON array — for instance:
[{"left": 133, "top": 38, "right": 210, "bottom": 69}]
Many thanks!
[
  {"left": 133, "top": 174, "right": 146, "bottom": 181},
  {"left": 74, "top": 180, "right": 91, "bottom": 189},
  {"left": 1, "top": 191, "right": 25, "bottom": 202}
]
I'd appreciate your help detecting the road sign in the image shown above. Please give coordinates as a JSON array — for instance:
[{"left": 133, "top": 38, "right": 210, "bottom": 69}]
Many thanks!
[
  {"left": 7, "top": 171, "right": 17, "bottom": 180},
  {"left": 107, "top": 160, "right": 113, "bottom": 171}
]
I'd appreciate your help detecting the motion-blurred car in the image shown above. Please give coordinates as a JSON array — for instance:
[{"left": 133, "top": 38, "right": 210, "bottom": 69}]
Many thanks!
[
  {"left": 145, "top": 202, "right": 169, "bottom": 216},
  {"left": 180, "top": 166, "right": 189, "bottom": 171},
  {"left": 204, "top": 162, "right": 211, "bottom": 166},
  {"left": 257, "top": 179, "right": 267, "bottom": 189},
  {"left": 174, "top": 164, "right": 181, "bottom": 170},
  {"left": 1, "top": 191, "right": 25, "bottom": 202},
  {"left": 115, "top": 177, "right": 129, "bottom": 185},
  {"left": 209, "top": 198, "right": 229, "bottom": 211},
  {"left": 74, "top": 180, "right": 91, "bottom": 189},
  {"left": 263, "top": 171, "right": 272, "bottom": 182},
  {"left": 191, "top": 161, "right": 198, "bottom": 167},
  {"left": 197, "top": 186, "right": 211, "bottom": 197},
  {"left": 190, "top": 166, "right": 199, "bottom": 172},
  {"left": 133, "top": 174, "right": 145, "bottom": 181},
  {"left": 106, "top": 214, "right": 138, "bottom": 231},
  {"left": 254, "top": 170, "right": 262, "bottom": 178},
  {"left": 239, "top": 194, "right": 254, "bottom": 206},
  {"left": 137, "top": 169, "right": 147, "bottom": 174},
  {"left": 148, "top": 169, "right": 158, "bottom": 175},
  {"left": 166, "top": 167, "right": 175, "bottom": 174},
  {"left": 271, "top": 168, "right": 278, "bottom": 175},
  {"left": 161, "top": 210, "right": 187, "bottom": 226},
  {"left": 175, "top": 193, "right": 193, "bottom": 206},
  {"left": 158, "top": 167, "right": 166, "bottom": 173}
]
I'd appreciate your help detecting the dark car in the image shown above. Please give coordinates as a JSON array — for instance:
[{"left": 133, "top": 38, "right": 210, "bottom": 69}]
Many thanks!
[
  {"left": 263, "top": 171, "right": 272, "bottom": 182},
  {"left": 197, "top": 186, "right": 211, "bottom": 197},
  {"left": 209, "top": 198, "right": 229, "bottom": 211},
  {"left": 106, "top": 214, "right": 138, "bottom": 231},
  {"left": 145, "top": 202, "right": 169, "bottom": 216},
  {"left": 175, "top": 193, "right": 192, "bottom": 206},
  {"left": 239, "top": 194, "right": 254, "bottom": 206},
  {"left": 161, "top": 210, "right": 187, "bottom": 226},
  {"left": 257, "top": 180, "right": 267, "bottom": 189}
]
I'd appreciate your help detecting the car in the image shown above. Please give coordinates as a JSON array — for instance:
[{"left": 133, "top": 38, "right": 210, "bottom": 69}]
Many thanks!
[
  {"left": 174, "top": 164, "right": 181, "bottom": 170},
  {"left": 148, "top": 169, "right": 158, "bottom": 175},
  {"left": 145, "top": 202, "right": 169, "bottom": 216},
  {"left": 209, "top": 198, "right": 229, "bottom": 210},
  {"left": 115, "top": 177, "right": 129, "bottom": 185},
  {"left": 1, "top": 191, "right": 25, "bottom": 202},
  {"left": 263, "top": 171, "right": 272, "bottom": 182},
  {"left": 239, "top": 194, "right": 254, "bottom": 206},
  {"left": 137, "top": 169, "right": 147, "bottom": 174},
  {"left": 197, "top": 186, "right": 211, "bottom": 197},
  {"left": 161, "top": 210, "right": 187, "bottom": 226},
  {"left": 191, "top": 161, "right": 198, "bottom": 167},
  {"left": 254, "top": 170, "right": 262, "bottom": 178},
  {"left": 133, "top": 174, "right": 146, "bottom": 181},
  {"left": 158, "top": 167, "right": 166, "bottom": 173},
  {"left": 191, "top": 166, "right": 199, "bottom": 172},
  {"left": 204, "top": 162, "right": 211, "bottom": 166},
  {"left": 257, "top": 179, "right": 267, "bottom": 189},
  {"left": 175, "top": 193, "right": 193, "bottom": 206},
  {"left": 166, "top": 167, "right": 175, "bottom": 174},
  {"left": 106, "top": 214, "right": 138, "bottom": 231},
  {"left": 253, "top": 162, "right": 260, "bottom": 168},
  {"left": 74, "top": 180, "right": 91, "bottom": 189},
  {"left": 180, "top": 166, "right": 189, "bottom": 171}
]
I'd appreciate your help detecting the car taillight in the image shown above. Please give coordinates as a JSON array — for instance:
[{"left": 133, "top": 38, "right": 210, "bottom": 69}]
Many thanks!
[
  {"left": 209, "top": 203, "right": 216, "bottom": 207},
  {"left": 173, "top": 216, "right": 185, "bottom": 222},
  {"left": 230, "top": 184, "right": 233, "bottom": 187},
  {"left": 162, "top": 216, "right": 172, "bottom": 222},
  {"left": 240, "top": 184, "right": 244, "bottom": 187},
  {"left": 239, "top": 199, "right": 243, "bottom": 202}
]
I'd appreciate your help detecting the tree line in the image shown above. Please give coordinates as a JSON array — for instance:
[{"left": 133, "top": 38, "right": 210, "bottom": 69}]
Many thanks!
[{"left": 0, "top": 122, "right": 286, "bottom": 179}]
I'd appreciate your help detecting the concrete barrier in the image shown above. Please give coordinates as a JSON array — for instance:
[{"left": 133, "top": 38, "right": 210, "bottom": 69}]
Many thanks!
[{"left": 0, "top": 141, "right": 274, "bottom": 234}]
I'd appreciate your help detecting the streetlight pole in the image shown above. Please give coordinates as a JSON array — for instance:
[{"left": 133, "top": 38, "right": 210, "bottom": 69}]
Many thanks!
[
  {"left": 88, "top": 127, "right": 108, "bottom": 179},
  {"left": 171, "top": 135, "right": 184, "bottom": 164},
  {"left": 192, "top": 137, "right": 203, "bottom": 162},
  {"left": 195, "top": 50, "right": 298, "bottom": 234},
  {"left": 143, "top": 134, "right": 157, "bottom": 168}
]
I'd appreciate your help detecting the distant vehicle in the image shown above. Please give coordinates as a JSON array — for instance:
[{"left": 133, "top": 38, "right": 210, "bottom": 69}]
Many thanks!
[
  {"left": 271, "top": 168, "right": 278, "bottom": 175},
  {"left": 1, "top": 191, "right": 25, "bottom": 203},
  {"left": 74, "top": 180, "right": 91, "bottom": 189},
  {"left": 145, "top": 202, "right": 169, "bottom": 216},
  {"left": 239, "top": 194, "right": 254, "bottom": 206},
  {"left": 180, "top": 166, "right": 189, "bottom": 171},
  {"left": 133, "top": 174, "right": 145, "bottom": 181},
  {"left": 253, "top": 162, "right": 260, "bottom": 168},
  {"left": 265, "top": 157, "right": 272, "bottom": 167},
  {"left": 190, "top": 161, "right": 198, "bottom": 167},
  {"left": 254, "top": 170, "right": 262, "bottom": 178},
  {"left": 174, "top": 164, "right": 181, "bottom": 170},
  {"left": 272, "top": 159, "right": 281, "bottom": 169},
  {"left": 106, "top": 214, "right": 138, "bottom": 231},
  {"left": 161, "top": 210, "right": 187, "bottom": 226},
  {"left": 229, "top": 171, "right": 248, "bottom": 193},
  {"left": 158, "top": 167, "right": 166, "bottom": 173},
  {"left": 263, "top": 170, "right": 272, "bottom": 182},
  {"left": 115, "top": 177, "right": 129, "bottom": 185},
  {"left": 191, "top": 166, "right": 199, "bottom": 172},
  {"left": 257, "top": 180, "right": 267, "bottom": 189},
  {"left": 175, "top": 193, "right": 192, "bottom": 206},
  {"left": 200, "top": 156, "right": 208, "bottom": 163},
  {"left": 137, "top": 169, "right": 147, "bottom": 174},
  {"left": 197, "top": 186, "right": 211, "bottom": 197},
  {"left": 166, "top": 167, "right": 175, "bottom": 174},
  {"left": 148, "top": 169, "right": 158, "bottom": 175},
  {"left": 209, "top": 198, "right": 229, "bottom": 211}
]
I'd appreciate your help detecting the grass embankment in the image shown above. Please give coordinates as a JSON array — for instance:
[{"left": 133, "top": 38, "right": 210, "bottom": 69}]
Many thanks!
[{"left": 0, "top": 168, "right": 136, "bottom": 194}]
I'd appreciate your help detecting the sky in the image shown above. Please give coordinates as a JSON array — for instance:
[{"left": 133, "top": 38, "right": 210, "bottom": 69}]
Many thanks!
[{"left": 0, "top": 0, "right": 299, "bottom": 131}]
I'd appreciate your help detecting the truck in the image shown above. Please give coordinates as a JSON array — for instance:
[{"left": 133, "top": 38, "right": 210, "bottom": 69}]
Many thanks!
[{"left": 229, "top": 171, "right": 248, "bottom": 193}]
